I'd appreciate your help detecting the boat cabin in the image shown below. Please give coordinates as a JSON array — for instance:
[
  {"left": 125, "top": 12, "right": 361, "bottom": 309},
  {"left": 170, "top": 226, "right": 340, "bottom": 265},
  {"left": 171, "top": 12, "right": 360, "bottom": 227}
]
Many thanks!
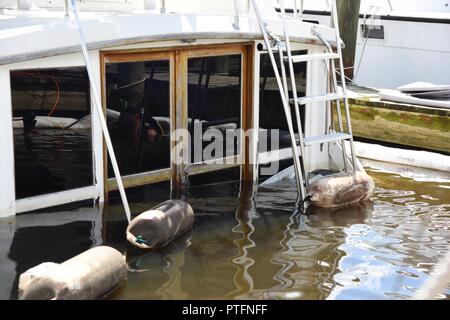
[{"left": 0, "top": 0, "right": 357, "bottom": 217}]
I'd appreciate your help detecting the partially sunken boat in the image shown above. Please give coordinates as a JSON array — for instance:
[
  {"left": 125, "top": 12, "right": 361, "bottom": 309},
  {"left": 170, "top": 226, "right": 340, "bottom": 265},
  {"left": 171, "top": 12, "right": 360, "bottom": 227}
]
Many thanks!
[{"left": 0, "top": 0, "right": 373, "bottom": 217}]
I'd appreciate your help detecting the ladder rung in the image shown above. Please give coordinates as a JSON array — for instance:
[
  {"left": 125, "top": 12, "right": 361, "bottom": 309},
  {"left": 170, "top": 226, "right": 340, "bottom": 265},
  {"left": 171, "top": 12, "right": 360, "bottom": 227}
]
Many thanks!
[
  {"left": 304, "top": 132, "right": 351, "bottom": 146},
  {"left": 293, "top": 93, "right": 345, "bottom": 105},
  {"left": 287, "top": 53, "right": 340, "bottom": 63}
]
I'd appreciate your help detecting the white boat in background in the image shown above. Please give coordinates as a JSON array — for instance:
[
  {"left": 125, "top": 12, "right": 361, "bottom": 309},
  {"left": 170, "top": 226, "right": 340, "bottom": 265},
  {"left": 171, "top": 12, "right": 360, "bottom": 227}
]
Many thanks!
[
  {"left": 295, "top": 0, "right": 450, "bottom": 89},
  {"left": 379, "top": 89, "right": 450, "bottom": 109}
]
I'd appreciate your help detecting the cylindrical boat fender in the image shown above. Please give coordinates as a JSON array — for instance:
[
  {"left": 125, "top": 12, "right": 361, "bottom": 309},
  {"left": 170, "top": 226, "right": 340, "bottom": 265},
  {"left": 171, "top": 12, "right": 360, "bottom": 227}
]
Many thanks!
[
  {"left": 126, "top": 200, "right": 195, "bottom": 249},
  {"left": 307, "top": 172, "right": 375, "bottom": 208},
  {"left": 19, "top": 246, "right": 127, "bottom": 300}
]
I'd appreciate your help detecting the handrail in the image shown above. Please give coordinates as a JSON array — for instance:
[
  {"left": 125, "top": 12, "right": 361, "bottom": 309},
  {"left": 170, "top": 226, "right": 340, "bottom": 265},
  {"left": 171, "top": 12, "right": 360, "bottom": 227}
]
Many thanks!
[
  {"left": 387, "top": 0, "right": 393, "bottom": 12},
  {"left": 330, "top": 0, "right": 357, "bottom": 172},
  {"left": 279, "top": 0, "right": 308, "bottom": 188},
  {"left": 250, "top": 0, "right": 306, "bottom": 199}
]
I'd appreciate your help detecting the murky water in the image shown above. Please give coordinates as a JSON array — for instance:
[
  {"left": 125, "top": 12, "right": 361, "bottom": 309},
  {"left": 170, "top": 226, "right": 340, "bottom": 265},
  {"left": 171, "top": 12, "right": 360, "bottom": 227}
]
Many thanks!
[
  {"left": 13, "top": 128, "right": 93, "bottom": 199},
  {"left": 0, "top": 159, "right": 449, "bottom": 300}
]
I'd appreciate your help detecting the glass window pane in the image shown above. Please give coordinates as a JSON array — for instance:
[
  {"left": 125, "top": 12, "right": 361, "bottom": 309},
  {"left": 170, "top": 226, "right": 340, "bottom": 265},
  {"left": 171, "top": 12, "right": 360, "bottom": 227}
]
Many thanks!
[
  {"left": 105, "top": 60, "right": 171, "bottom": 178},
  {"left": 187, "top": 54, "right": 242, "bottom": 164},
  {"left": 10, "top": 67, "right": 93, "bottom": 199},
  {"left": 259, "top": 50, "right": 307, "bottom": 152}
]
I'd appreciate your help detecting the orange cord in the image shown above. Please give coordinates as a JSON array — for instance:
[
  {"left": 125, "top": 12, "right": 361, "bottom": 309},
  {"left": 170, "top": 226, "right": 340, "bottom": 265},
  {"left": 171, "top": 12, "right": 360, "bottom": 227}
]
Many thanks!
[
  {"left": 47, "top": 77, "right": 60, "bottom": 117},
  {"left": 14, "top": 71, "right": 61, "bottom": 117}
]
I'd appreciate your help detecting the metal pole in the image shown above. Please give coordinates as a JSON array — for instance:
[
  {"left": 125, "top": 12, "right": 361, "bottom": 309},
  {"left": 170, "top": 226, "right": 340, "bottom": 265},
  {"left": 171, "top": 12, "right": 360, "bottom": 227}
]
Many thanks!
[
  {"left": 292, "top": 0, "right": 298, "bottom": 19},
  {"left": 387, "top": 0, "right": 393, "bottom": 12},
  {"left": 233, "top": 0, "right": 240, "bottom": 29},
  {"left": 299, "top": 0, "right": 304, "bottom": 21},
  {"left": 64, "top": 0, "right": 69, "bottom": 16},
  {"left": 69, "top": 0, "right": 132, "bottom": 223}
]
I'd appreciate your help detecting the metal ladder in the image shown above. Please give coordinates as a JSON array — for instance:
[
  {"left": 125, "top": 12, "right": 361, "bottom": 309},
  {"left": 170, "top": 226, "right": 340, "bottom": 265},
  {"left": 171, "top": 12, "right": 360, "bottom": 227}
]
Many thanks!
[{"left": 251, "top": 0, "right": 357, "bottom": 199}]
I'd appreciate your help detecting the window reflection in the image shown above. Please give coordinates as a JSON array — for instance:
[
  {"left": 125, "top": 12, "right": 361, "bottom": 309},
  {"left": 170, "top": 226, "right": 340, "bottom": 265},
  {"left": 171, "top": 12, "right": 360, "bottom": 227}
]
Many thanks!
[
  {"left": 187, "top": 54, "right": 242, "bottom": 164},
  {"left": 105, "top": 60, "right": 171, "bottom": 177},
  {"left": 10, "top": 67, "right": 93, "bottom": 199}
]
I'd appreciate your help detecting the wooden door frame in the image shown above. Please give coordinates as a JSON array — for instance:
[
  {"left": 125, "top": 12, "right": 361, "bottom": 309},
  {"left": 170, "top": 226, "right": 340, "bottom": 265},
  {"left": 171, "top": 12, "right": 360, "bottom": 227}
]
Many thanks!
[
  {"left": 100, "top": 42, "right": 254, "bottom": 200},
  {"left": 101, "top": 50, "right": 175, "bottom": 197},
  {"left": 180, "top": 44, "right": 252, "bottom": 180}
]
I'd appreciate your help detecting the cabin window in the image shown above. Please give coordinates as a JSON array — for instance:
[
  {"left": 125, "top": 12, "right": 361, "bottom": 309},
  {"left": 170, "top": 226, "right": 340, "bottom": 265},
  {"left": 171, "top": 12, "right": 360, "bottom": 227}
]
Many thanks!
[
  {"left": 105, "top": 59, "right": 171, "bottom": 182},
  {"left": 361, "top": 24, "right": 385, "bottom": 40},
  {"left": 187, "top": 54, "right": 242, "bottom": 164},
  {"left": 258, "top": 50, "right": 307, "bottom": 152},
  {"left": 10, "top": 67, "right": 93, "bottom": 199}
]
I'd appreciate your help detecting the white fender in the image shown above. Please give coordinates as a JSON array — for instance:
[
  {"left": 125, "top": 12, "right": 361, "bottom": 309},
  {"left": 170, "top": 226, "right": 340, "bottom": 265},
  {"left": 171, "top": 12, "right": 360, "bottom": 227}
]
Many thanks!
[
  {"left": 19, "top": 246, "right": 127, "bottom": 300},
  {"left": 126, "top": 200, "right": 195, "bottom": 249},
  {"left": 307, "top": 172, "right": 375, "bottom": 208}
]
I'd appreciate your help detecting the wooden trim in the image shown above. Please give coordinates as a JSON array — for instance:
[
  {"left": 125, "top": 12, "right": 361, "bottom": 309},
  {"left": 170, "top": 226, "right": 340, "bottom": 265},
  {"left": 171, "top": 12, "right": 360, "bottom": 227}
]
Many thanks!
[
  {"left": 184, "top": 44, "right": 249, "bottom": 167},
  {"left": 108, "top": 169, "right": 172, "bottom": 191},
  {"left": 171, "top": 49, "right": 188, "bottom": 192},
  {"left": 188, "top": 156, "right": 242, "bottom": 176},
  {"left": 104, "top": 51, "right": 173, "bottom": 64},
  {"left": 102, "top": 50, "right": 176, "bottom": 193},
  {"left": 102, "top": 42, "right": 253, "bottom": 59},
  {"left": 184, "top": 43, "right": 250, "bottom": 58},
  {"left": 100, "top": 51, "right": 109, "bottom": 202},
  {"left": 100, "top": 42, "right": 254, "bottom": 196},
  {"left": 242, "top": 44, "right": 255, "bottom": 182}
]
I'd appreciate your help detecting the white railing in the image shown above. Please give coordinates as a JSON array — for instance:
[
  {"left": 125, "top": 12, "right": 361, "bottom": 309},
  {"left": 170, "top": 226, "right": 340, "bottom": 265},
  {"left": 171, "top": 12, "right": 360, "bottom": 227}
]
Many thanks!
[{"left": 7, "top": 0, "right": 252, "bottom": 15}]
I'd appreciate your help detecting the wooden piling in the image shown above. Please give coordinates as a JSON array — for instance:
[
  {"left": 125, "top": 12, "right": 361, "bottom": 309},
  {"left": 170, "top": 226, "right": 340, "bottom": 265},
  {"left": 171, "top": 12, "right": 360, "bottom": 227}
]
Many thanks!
[{"left": 333, "top": 0, "right": 361, "bottom": 81}]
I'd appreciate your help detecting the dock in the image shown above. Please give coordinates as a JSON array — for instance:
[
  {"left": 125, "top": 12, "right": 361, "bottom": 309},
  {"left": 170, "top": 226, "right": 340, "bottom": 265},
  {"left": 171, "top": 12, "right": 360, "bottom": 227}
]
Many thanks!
[{"left": 340, "top": 85, "right": 450, "bottom": 154}]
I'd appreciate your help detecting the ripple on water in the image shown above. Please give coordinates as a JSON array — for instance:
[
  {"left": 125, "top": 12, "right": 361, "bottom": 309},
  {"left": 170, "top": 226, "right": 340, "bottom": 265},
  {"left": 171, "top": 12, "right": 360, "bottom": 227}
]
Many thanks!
[
  {"left": 326, "top": 169, "right": 450, "bottom": 299},
  {"left": 2, "top": 162, "right": 449, "bottom": 300}
]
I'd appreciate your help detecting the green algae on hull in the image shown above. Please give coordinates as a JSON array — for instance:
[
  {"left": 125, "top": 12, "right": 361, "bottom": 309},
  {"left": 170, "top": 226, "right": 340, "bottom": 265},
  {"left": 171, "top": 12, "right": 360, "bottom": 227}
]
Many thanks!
[{"left": 335, "top": 100, "right": 450, "bottom": 153}]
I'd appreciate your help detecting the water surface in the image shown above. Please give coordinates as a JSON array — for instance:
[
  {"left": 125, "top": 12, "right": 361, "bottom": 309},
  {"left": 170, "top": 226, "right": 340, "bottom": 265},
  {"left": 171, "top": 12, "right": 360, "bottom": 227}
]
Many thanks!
[{"left": 0, "top": 160, "right": 449, "bottom": 300}]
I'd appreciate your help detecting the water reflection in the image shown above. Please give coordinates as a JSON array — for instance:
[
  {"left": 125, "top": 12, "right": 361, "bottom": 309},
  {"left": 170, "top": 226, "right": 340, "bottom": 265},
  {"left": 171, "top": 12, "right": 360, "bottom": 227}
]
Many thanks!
[
  {"left": 2, "top": 207, "right": 102, "bottom": 300},
  {"left": 224, "top": 185, "right": 257, "bottom": 299},
  {"left": 119, "top": 230, "right": 193, "bottom": 300},
  {"left": 0, "top": 160, "right": 449, "bottom": 300}
]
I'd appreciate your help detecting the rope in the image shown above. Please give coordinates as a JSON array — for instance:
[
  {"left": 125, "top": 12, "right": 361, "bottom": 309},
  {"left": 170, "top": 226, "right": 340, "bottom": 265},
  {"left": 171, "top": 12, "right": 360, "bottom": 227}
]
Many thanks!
[
  {"left": 47, "top": 77, "right": 61, "bottom": 117},
  {"left": 135, "top": 235, "right": 149, "bottom": 246},
  {"left": 297, "top": 195, "right": 312, "bottom": 215},
  {"left": 353, "top": 11, "right": 377, "bottom": 82},
  {"left": 113, "top": 77, "right": 146, "bottom": 91}
]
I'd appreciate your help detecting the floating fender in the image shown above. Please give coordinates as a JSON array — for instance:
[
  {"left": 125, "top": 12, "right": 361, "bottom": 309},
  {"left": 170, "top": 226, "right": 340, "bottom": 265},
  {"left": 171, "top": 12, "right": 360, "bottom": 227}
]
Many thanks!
[
  {"left": 126, "top": 200, "right": 195, "bottom": 249},
  {"left": 307, "top": 172, "right": 375, "bottom": 208},
  {"left": 18, "top": 246, "right": 127, "bottom": 300}
]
